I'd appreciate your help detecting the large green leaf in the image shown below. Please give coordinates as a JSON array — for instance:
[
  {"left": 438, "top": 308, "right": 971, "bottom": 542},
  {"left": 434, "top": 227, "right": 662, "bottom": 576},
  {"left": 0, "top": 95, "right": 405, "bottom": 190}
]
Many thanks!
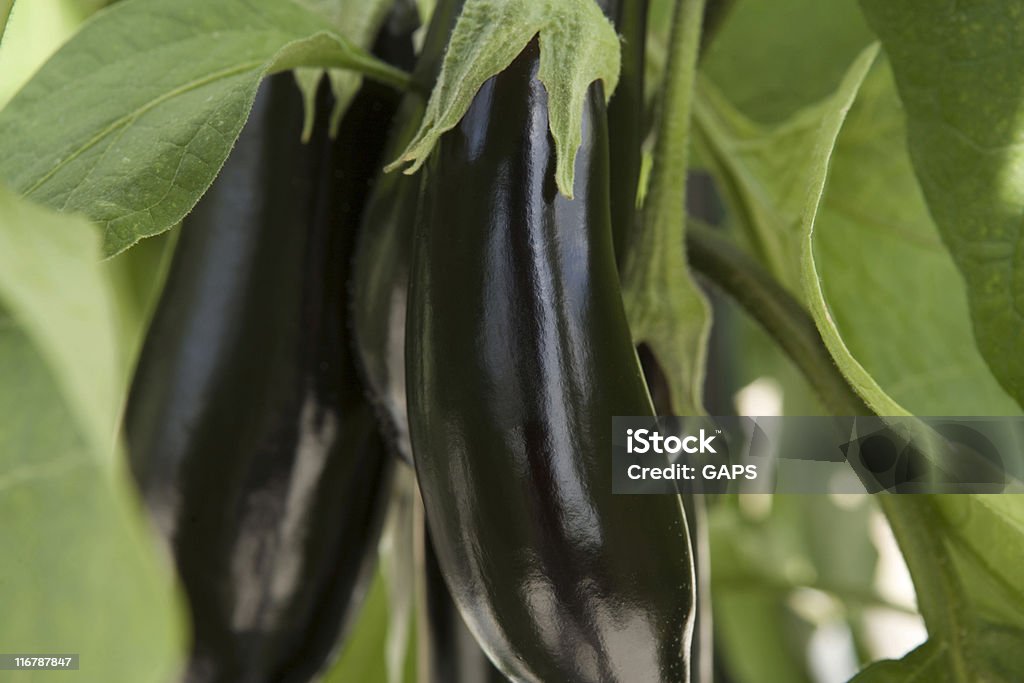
[
  {"left": 798, "top": 47, "right": 915, "bottom": 418},
  {"left": 858, "top": 1, "right": 1024, "bottom": 411},
  {"left": 793, "top": 54, "right": 1024, "bottom": 670},
  {"left": 0, "top": 0, "right": 408, "bottom": 257},
  {"left": 0, "top": 185, "right": 120, "bottom": 457},
  {"left": 692, "top": 0, "right": 1016, "bottom": 415},
  {"left": 696, "top": 51, "right": 1018, "bottom": 417},
  {"left": 798, "top": 59, "right": 1024, "bottom": 681},
  {"left": 854, "top": 496, "right": 1024, "bottom": 682},
  {"left": 931, "top": 495, "right": 1024, "bottom": 630},
  {"left": 701, "top": 0, "right": 873, "bottom": 123},
  {"left": 387, "top": 0, "right": 620, "bottom": 197},
  {"left": 812, "top": 65, "right": 1018, "bottom": 416},
  {"left": 696, "top": 45, "right": 903, "bottom": 412},
  {"left": 698, "top": 36, "right": 1024, "bottom": 683},
  {"left": 852, "top": 622, "right": 1024, "bottom": 683},
  {"left": 1, "top": 0, "right": 13, "bottom": 43},
  {"left": 0, "top": 187, "right": 183, "bottom": 683},
  {"left": 0, "top": 0, "right": 84, "bottom": 110}
]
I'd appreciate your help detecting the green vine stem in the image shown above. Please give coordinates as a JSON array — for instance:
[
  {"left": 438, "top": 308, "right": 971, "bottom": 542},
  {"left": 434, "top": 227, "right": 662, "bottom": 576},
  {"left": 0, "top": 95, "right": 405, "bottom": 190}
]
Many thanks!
[{"left": 713, "top": 575, "right": 919, "bottom": 616}]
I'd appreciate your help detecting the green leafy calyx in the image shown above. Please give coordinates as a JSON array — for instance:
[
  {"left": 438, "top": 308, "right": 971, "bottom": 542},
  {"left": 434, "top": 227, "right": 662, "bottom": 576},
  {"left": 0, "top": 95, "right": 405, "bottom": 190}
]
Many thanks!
[{"left": 387, "top": 0, "right": 620, "bottom": 198}]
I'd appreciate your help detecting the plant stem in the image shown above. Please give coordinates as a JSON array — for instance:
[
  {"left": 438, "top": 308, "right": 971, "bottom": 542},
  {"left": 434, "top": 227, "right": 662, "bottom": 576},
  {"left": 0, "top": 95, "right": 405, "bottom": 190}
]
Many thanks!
[
  {"left": 714, "top": 575, "right": 919, "bottom": 616},
  {"left": 685, "top": 222, "right": 868, "bottom": 416},
  {"left": 644, "top": 0, "right": 705, "bottom": 239}
]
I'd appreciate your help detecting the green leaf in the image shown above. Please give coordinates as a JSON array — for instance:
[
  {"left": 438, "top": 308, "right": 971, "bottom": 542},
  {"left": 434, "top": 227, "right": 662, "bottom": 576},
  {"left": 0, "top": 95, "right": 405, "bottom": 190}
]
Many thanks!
[
  {"left": 696, "top": 45, "right": 895, "bottom": 412},
  {"left": 794, "top": 52, "right": 1024, "bottom": 680},
  {"left": 700, "top": 0, "right": 873, "bottom": 124},
  {"left": 693, "top": 7, "right": 1024, "bottom": 678},
  {"left": 697, "top": 47, "right": 1018, "bottom": 417},
  {"left": 1, "top": 0, "right": 13, "bottom": 43},
  {"left": 692, "top": 0, "right": 1011, "bottom": 417},
  {"left": 0, "top": 185, "right": 120, "bottom": 458},
  {"left": 798, "top": 50, "right": 1017, "bottom": 416},
  {"left": 796, "top": 45, "right": 911, "bottom": 417},
  {"left": 851, "top": 623, "right": 1024, "bottom": 683},
  {"left": 622, "top": 0, "right": 711, "bottom": 415},
  {"left": 858, "top": 1, "right": 1024, "bottom": 411},
  {"left": 0, "top": 186, "right": 184, "bottom": 683},
  {"left": 932, "top": 495, "right": 1024, "bottom": 630},
  {"left": 294, "top": 0, "right": 394, "bottom": 137},
  {"left": 0, "top": 0, "right": 85, "bottom": 111},
  {"left": 857, "top": 497, "right": 1024, "bottom": 683},
  {"left": 791, "top": 55, "right": 1024, "bottom": 670},
  {"left": 387, "top": 0, "right": 620, "bottom": 197},
  {"left": 809, "top": 63, "right": 1018, "bottom": 417},
  {"left": 0, "top": 0, "right": 409, "bottom": 257}
]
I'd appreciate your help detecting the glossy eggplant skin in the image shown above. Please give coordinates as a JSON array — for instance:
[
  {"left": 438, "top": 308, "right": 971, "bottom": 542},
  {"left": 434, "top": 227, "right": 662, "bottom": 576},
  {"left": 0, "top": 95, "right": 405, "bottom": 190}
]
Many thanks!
[
  {"left": 125, "top": 75, "right": 396, "bottom": 683},
  {"left": 353, "top": 5, "right": 506, "bottom": 677},
  {"left": 348, "top": 105, "right": 420, "bottom": 464},
  {"left": 351, "top": 0, "right": 465, "bottom": 466},
  {"left": 407, "top": 41, "right": 695, "bottom": 683},
  {"left": 422, "top": 523, "right": 509, "bottom": 683}
]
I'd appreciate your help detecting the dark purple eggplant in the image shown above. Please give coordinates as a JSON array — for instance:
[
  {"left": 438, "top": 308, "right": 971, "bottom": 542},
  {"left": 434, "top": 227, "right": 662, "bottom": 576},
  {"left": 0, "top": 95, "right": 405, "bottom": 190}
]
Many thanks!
[{"left": 125, "top": 74, "right": 398, "bottom": 683}]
